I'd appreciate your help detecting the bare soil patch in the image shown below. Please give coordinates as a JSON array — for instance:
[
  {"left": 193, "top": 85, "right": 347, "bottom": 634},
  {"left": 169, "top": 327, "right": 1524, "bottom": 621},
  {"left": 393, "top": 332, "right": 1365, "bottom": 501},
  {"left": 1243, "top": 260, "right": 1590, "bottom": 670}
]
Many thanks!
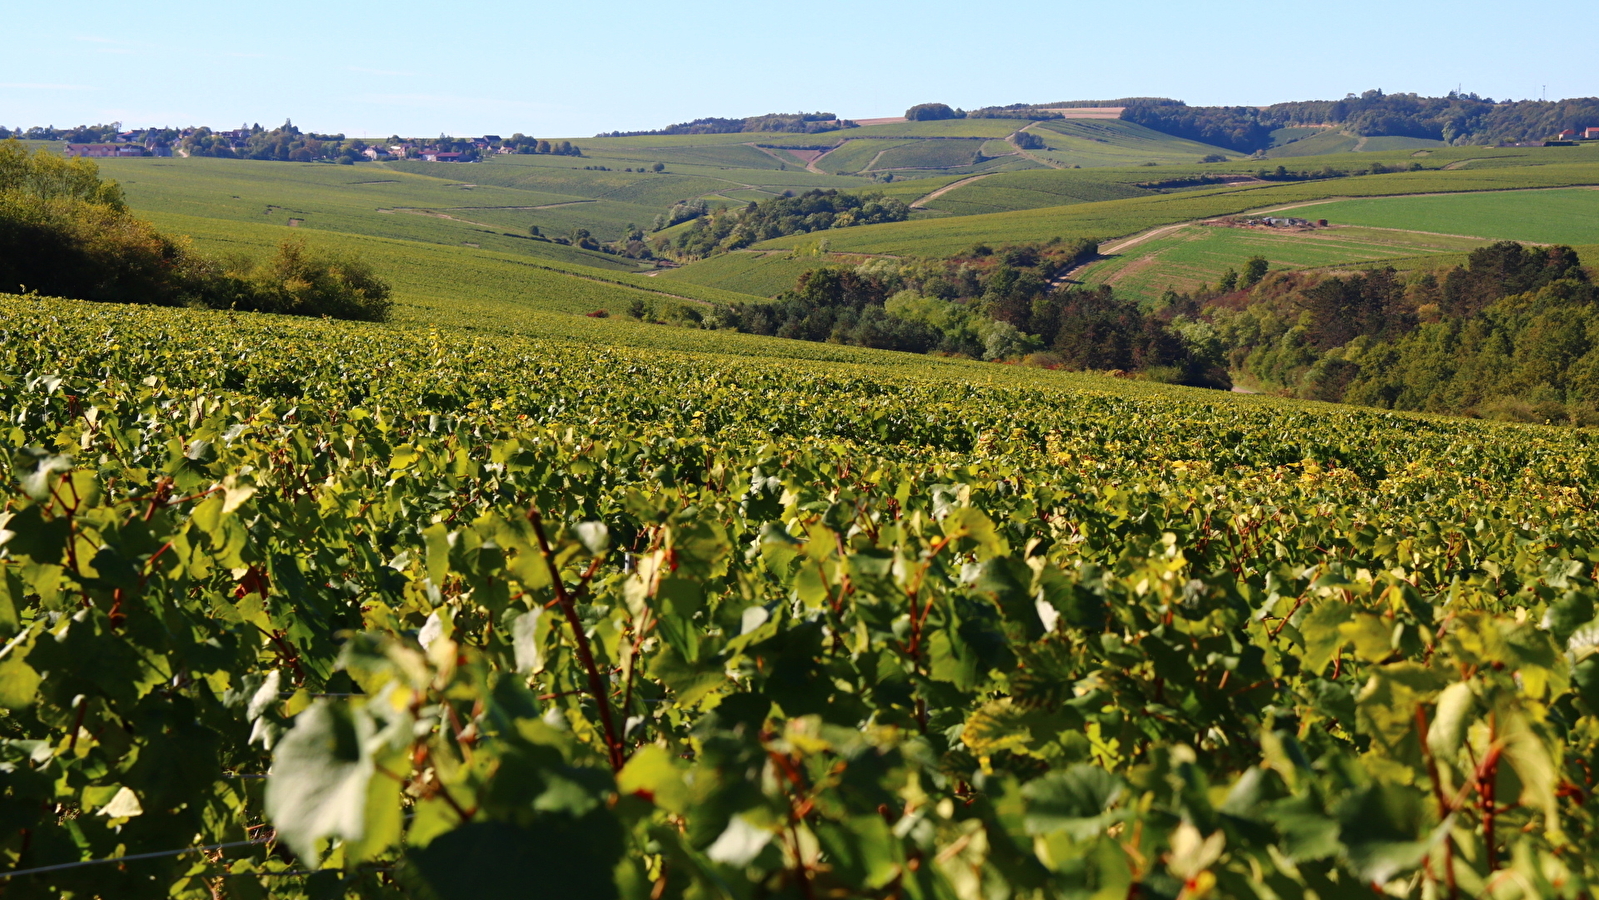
[{"left": 1042, "top": 107, "right": 1125, "bottom": 119}]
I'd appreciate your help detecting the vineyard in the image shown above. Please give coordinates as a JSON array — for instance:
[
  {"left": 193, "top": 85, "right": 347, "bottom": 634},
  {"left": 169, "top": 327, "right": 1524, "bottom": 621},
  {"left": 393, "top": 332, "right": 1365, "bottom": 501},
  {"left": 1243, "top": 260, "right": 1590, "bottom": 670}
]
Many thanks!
[
  {"left": 4, "top": 291, "right": 1599, "bottom": 899},
  {"left": 757, "top": 161, "right": 1599, "bottom": 257}
]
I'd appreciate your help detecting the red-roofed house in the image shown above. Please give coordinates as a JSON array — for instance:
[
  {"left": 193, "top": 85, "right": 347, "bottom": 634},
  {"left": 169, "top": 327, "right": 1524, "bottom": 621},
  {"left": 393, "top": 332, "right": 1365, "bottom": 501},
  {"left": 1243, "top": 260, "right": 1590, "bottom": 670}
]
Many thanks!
[
  {"left": 1557, "top": 129, "right": 1579, "bottom": 140},
  {"left": 1586, "top": 128, "right": 1599, "bottom": 140}
]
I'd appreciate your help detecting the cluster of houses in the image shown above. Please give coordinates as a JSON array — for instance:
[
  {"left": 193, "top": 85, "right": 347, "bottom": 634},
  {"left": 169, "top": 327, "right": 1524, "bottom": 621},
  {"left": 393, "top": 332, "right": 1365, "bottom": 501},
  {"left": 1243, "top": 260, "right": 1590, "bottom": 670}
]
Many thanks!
[
  {"left": 1553, "top": 128, "right": 1599, "bottom": 143},
  {"left": 58, "top": 126, "right": 515, "bottom": 162},
  {"left": 364, "top": 137, "right": 503, "bottom": 162},
  {"left": 63, "top": 131, "right": 173, "bottom": 158}
]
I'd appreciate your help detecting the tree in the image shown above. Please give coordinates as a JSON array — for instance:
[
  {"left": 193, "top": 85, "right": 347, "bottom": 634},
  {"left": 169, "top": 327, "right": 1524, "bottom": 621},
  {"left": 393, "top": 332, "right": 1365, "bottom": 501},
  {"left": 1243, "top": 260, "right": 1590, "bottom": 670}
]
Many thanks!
[
  {"left": 1242, "top": 256, "right": 1269, "bottom": 288},
  {"left": 651, "top": 162, "right": 665, "bottom": 173},
  {"left": 905, "top": 103, "right": 960, "bottom": 121}
]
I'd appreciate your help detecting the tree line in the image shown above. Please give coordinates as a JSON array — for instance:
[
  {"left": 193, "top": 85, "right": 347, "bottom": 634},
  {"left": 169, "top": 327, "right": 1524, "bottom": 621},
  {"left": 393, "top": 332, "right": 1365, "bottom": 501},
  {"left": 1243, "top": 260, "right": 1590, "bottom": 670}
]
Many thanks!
[
  {"left": 597, "top": 112, "right": 856, "bottom": 137},
  {"left": 1120, "top": 90, "right": 1599, "bottom": 152},
  {"left": 0, "top": 140, "right": 391, "bottom": 320},
  {"left": 658, "top": 189, "right": 911, "bottom": 258},
  {"left": 1181, "top": 242, "right": 1599, "bottom": 423},
  {"left": 623, "top": 238, "right": 1230, "bottom": 387}
]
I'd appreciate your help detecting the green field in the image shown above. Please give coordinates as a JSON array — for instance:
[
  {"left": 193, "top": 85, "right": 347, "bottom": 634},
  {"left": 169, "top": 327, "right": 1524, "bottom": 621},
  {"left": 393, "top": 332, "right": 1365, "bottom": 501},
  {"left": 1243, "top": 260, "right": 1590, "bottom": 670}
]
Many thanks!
[
  {"left": 1267, "top": 131, "right": 1449, "bottom": 157},
  {"left": 97, "top": 157, "right": 643, "bottom": 269},
  {"left": 1026, "top": 119, "right": 1241, "bottom": 167},
  {"left": 921, "top": 168, "right": 1154, "bottom": 215},
  {"left": 871, "top": 139, "right": 985, "bottom": 170},
  {"left": 653, "top": 250, "right": 836, "bottom": 297},
  {"left": 135, "top": 209, "right": 758, "bottom": 330},
  {"left": 757, "top": 161, "right": 1599, "bottom": 257},
  {"left": 1287, "top": 187, "right": 1599, "bottom": 245},
  {"left": 813, "top": 138, "right": 915, "bottom": 174},
  {"left": 1075, "top": 223, "right": 1491, "bottom": 302}
]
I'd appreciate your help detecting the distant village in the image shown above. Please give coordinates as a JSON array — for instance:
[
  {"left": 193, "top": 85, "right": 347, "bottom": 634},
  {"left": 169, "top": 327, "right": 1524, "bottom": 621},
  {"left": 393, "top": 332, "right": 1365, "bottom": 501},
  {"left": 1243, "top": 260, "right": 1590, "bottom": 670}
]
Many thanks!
[{"left": 0, "top": 122, "right": 575, "bottom": 163}]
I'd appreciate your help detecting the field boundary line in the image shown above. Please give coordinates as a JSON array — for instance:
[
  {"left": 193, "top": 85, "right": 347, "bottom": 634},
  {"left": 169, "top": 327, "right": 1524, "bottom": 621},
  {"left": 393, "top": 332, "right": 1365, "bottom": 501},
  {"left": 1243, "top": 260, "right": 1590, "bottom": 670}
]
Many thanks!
[{"left": 910, "top": 174, "right": 994, "bottom": 210}]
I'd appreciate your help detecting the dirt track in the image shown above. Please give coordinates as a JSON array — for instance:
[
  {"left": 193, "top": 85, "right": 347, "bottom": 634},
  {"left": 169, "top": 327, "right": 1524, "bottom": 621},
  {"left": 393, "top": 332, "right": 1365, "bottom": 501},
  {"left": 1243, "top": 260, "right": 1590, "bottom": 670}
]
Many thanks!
[{"left": 910, "top": 174, "right": 993, "bottom": 209}]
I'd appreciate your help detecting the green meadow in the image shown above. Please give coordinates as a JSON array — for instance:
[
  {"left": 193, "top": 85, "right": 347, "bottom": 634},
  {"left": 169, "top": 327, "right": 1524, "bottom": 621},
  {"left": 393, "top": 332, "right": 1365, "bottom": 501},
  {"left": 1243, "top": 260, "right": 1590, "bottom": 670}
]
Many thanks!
[
  {"left": 1073, "top": 223, "right": 1491, "bottom": 303},
  {"left": 1025, "top": 119, "right": 1241, "bottom": 167},
  {"left": 1289, "top": 187, "right": 1599, "bottom": 245},
  {"left": 652, "top": 251, "right": 836, "bottom": 297},
  {"left": 756, "top": 160, "right": 1599, "bottom": 257}
]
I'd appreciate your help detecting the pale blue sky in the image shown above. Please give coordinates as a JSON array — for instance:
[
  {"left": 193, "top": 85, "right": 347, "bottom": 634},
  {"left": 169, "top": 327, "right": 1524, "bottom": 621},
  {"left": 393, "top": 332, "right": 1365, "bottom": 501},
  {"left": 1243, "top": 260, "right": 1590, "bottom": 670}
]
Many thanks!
[{"left": 4, "top": 0, "right": 1594, "bottom": 139}]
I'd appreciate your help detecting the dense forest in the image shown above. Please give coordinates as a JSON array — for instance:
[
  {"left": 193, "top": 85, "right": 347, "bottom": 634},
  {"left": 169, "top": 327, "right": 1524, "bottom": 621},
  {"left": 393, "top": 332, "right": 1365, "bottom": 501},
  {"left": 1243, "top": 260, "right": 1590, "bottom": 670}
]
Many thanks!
[
  {"left": 1194, "top": 242, "right": 1599, "bottom": 423},
  {"left": 626, "top": 238, "right": 1230, "bottom": 388},
  {"left": 660, "top": 189, "right": 911, "bottom": 258},
  {"left": 597, "top": 112, "right": 855, "bottom": 137},
  {"left": 1119, "top": 90, "right": 1599, "bottom": 152}
]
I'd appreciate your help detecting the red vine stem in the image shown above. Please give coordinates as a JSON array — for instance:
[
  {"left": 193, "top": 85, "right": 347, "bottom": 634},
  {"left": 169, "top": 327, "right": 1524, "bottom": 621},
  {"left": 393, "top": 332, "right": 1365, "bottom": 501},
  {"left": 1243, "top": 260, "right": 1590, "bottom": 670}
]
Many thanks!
[{"left": 527, "top": 508, "right": 625, "bottom": 772}]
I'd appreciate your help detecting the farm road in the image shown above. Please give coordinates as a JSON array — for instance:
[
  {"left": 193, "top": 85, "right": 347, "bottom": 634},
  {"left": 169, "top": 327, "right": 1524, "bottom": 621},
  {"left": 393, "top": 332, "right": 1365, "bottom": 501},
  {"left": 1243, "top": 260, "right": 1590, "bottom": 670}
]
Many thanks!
[
  {"left": 911, "top": 174, "right": 994, "bottom": 209},
  {"left": 1048, "top": 223, "right": 1189, "bottom": 289},
  {"left": 1010, "top": 125, "right": 1066, "bottom": 169},
  {"left": 1061, "top": 184, "right": 1599, "bottom": 284},
  {"left": 747, "top": 143, "right": 824, "bottom": 175}
]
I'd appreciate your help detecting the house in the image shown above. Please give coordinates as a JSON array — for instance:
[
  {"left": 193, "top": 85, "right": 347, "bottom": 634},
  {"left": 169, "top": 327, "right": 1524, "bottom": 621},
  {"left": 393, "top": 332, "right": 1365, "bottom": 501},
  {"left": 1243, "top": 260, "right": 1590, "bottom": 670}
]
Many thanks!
[
  {"left": 362, "top": 147, "right": 381, "bottom": 160},
  {"left": 482, "top": 135, "right": 502, "bottom": 142},
  {"left": 63, "top": 143, "right": 121, "bottom": 158},
  {"left": 1557, "top": 129, "right": 1579, "bottom": 140},
  {"left": 431, "top": 151, "right": 464, "bottom": 162},
  {"left": 1586, "top": 127, "right": 1599, "bottom": 140}
]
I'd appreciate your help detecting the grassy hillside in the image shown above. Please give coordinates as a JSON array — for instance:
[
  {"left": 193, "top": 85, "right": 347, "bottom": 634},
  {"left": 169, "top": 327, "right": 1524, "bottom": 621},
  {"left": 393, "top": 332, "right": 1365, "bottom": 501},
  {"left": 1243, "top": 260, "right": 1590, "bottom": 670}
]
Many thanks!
[
  {"left": 920, "top": 169, "right": 1154, "bottom": 216},
  {"left": 97, "top": 156, "right": 642, "bottom": 270},
  {"left": 756, "top": 160, "right": 1599, "bottom": 257},
  {"left": 1265, "top": 131, "right": 1450, "bottom": 157},
  {"left": 1289, "top": 187, "right": 1599, "bottom": 245},
  {"left": 652, "top": 251, "right": 836, "bottom": 297},
  {"left": 1073, "top": 224, "right": 1490, "bottom": 303},
  {"left": 1025, "top": 119, "right": 1242, "bottom": 167},
  {"left": 138, "top": 209, "right": 760, "bottom": 327}
]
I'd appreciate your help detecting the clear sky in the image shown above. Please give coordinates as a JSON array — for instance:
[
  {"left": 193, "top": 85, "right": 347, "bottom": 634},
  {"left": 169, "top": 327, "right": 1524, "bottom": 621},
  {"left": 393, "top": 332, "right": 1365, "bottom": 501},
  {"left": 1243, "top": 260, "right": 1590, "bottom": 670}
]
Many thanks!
[{"left": 4, "top": 0, "right": 1595, "bottom": 139}]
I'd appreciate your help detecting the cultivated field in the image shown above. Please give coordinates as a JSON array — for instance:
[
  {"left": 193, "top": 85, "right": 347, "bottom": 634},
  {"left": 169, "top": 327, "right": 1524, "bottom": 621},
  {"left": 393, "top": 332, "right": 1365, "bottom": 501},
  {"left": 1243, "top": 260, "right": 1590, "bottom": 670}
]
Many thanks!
[
  {"left": 757, "top": 160, "right": 1599, "bottom": 257},
  {"left": 7, "top": 289, "right": 1599, "bottom": 898},
  {"left": 653, "top": 251, "right": 835, "bottom": 297},
  {"left": 1286, "top": 187, "right": 1599, "bottom": 246},
  {"left": 1026, "top": 119, "right": 1241, "bottom": 167},
  {"left": 1073, "top": 223, "right": 1491, "bottom": 303}
]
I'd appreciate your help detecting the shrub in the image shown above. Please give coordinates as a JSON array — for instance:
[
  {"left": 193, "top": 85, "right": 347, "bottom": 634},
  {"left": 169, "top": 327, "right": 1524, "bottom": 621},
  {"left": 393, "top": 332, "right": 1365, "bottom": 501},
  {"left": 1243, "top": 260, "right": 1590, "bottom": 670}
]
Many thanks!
[
  {"left": 216, "top": 238, "right": 393, "bottom": 322},
  {"left": 0, "top": 140, "right": 392, "bottom": 321}
]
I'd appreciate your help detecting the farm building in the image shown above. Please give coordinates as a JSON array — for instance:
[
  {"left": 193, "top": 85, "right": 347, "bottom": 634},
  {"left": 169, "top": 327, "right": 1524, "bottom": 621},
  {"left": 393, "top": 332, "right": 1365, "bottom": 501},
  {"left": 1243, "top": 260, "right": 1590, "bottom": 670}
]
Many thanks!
[
  {"left": 64, "top": 144, "right": 121, "bottom": 158},
  {"left": 1557, "top": 129, "right": 1579, "bottom": 140},
  {"left": 1587, "top": 128, "right": 1599, "bottom": 140}
]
